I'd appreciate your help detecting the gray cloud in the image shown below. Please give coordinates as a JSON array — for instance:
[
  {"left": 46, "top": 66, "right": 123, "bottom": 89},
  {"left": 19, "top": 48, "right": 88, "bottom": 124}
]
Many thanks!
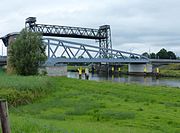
[{"left": 0, "top": 0, "right": 180, "bottom": 56}]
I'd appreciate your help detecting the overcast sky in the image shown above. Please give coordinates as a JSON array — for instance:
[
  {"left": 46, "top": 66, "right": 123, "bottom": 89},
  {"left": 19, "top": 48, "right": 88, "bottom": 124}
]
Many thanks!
[{"left": 0, "top": 0, "right": 180, "bottom": 56}]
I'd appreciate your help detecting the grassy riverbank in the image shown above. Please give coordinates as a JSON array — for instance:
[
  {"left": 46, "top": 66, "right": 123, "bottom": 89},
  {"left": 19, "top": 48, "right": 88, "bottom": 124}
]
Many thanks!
[
  {"left": 0, "top": 69, "right": 180, "bottom": 133},
  {"left": 159, "top": 64, "right": 180, "bottom": 77}
]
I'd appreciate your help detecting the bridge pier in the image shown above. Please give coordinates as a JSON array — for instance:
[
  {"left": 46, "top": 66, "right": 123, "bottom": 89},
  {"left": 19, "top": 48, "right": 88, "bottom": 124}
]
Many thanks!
[
  {"left": 45, "top": 64, "right": 67, "bottom": 76},
  {"left": 94, "top": 63, "right": 123, "bottom": 75},
  {"left": 94, "top": 63, "right": 109, "bottom": 74},
  {"left": 5, "top": 34, "right": 18, "bottom": 74},
  {"left": 128, "top": 63, "right": 152, "bottom": 75}
]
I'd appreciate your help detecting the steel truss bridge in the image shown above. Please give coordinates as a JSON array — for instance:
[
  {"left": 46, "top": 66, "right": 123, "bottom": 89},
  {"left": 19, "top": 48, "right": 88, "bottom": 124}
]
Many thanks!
[
  {"left": 43, "top": 38, "right": 148, "bottom": 65},
  {"left": 0, "top": 17, "right": 150, "bottom": 65}
]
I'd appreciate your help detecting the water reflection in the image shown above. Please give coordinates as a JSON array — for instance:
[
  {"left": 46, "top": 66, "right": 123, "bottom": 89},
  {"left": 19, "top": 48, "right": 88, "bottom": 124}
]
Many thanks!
[{"left": 68, "top": 72, "right": 180, "bottom": 88}]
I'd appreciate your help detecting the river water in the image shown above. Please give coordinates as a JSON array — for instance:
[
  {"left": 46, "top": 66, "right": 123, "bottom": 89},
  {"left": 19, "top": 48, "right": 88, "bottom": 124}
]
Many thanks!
[{"left": 67, "top": 72, "right": 180, "bottom": 88}]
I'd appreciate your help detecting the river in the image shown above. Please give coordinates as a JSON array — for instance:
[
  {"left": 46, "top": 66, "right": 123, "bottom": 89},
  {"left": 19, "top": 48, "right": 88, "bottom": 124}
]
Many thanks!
[{"left": 67, "top": 72, "right": 180, "bottom": 88}]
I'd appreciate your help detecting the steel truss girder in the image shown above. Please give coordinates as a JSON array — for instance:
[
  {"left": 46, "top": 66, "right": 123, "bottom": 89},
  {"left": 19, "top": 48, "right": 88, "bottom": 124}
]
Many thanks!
[
  {"left": 43, "top": 38, "right": 149, "bottom": 65},
  {"left": 25, "top": 17, "right": 112, "bottom": 54},
  {"left": 27, "top": 24, "right": 106, "bottom": 39}
]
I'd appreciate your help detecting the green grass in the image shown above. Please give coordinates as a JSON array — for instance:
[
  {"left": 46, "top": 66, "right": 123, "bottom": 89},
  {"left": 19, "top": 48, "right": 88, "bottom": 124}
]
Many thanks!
[
  {"left": 159, "top": 64, "right": 180, "bottom": 77},
  {"left": 0, "top": 68, "right": 52, "bottom": 106},
  {"left": 0, "top": 68, "right": 180, "bottom": 133},
  {"left": 2, "top": 76, "right": 178, "bottom": 133}
]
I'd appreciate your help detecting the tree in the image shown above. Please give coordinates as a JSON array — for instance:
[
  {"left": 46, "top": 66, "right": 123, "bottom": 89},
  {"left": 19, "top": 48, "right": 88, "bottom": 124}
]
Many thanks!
[
  {"left": 156, "top": 48, "right": 169, "bottom": 59},
  {"left": 61, "top": 56, "right": 67, "bottom": 58},
  {"left": 78, "top": 55, "right": 84, "bottom": 59},
  {"left": 9, "top": 29, "right": 47, "bottom": 75},
  {"left": 150, "top": 53, "right": 156, "bottom": 59},
  {"left": 167, "top": 51, "right": 176, "bottom": 59},
  {"left": 142, "top": 52, "right": 150, "bottom": 58},
  {"left": 142, "top": 48, "right": 177, "bottom": 59}
]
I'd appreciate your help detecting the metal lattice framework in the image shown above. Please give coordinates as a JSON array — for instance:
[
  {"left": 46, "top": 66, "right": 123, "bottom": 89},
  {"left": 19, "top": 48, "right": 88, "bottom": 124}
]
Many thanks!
[
  {"left": 25, "top": 17, "right": 112, "bottom": 56},
  {"left": 0, "top": 17, "right": 150, "bottom": 66},
  {"left": 43, "top": 38, "right": 149, "bottom": 65}
]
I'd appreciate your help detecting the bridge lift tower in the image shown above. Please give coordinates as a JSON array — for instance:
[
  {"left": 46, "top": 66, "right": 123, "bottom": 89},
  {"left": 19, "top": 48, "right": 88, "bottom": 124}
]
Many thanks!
[{"left": 25, "top": 17, "right": 112, "bottom": 57}]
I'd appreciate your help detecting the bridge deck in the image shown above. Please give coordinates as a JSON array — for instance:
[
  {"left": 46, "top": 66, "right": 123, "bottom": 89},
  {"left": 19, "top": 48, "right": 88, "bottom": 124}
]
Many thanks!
[
  {"left": 150, "top": 59, "right": 180, "bottom": 64},
  {"left": 1, "top": 57, "right": 180, "bottom": 66}
]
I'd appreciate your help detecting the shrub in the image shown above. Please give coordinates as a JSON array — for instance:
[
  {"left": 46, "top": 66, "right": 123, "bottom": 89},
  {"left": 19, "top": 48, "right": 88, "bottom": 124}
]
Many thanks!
[{"left": 9, "top": 29, "right": 47, "bottom": 75}]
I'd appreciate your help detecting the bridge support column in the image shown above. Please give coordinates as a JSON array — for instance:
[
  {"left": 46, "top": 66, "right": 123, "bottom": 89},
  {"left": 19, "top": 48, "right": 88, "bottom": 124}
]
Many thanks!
[
  {"left": 128, "top": 64, "right": 152, "bottom": 75},
  {"left": 7, "top": 35, "right": 17, "bottom": 74},
  {"left": 46, "top": 64, "right": 67, "bottom": 76}
]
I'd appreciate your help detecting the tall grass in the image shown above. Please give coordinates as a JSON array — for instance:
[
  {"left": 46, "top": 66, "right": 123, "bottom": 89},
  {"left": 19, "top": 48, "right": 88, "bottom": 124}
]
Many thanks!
[{"left": 0, "top": 68, "right": 52, "bottom": 106}]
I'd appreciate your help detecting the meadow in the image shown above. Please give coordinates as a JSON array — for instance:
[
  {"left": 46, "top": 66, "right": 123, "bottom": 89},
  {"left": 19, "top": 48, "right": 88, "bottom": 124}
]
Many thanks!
[
  {"left": 0, "top": 69, "right": 180, "bottom": 133},
  {"left": 160, "top": 63, "right": 180, "bottom": 77}
]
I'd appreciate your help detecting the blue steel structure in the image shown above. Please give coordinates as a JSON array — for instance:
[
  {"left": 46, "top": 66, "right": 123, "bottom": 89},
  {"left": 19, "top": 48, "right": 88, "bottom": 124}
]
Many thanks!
[{"left": 43, "top": 38, "right": 148, "bottom": 65}]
